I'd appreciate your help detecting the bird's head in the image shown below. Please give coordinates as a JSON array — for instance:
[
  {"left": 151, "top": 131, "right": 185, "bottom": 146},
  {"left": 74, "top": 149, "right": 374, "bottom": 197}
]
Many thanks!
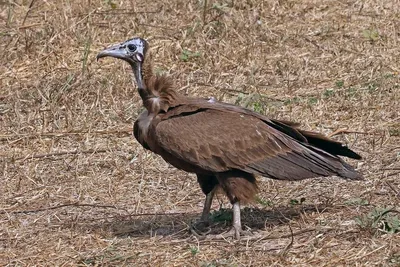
[{"left": 97, "top": 37, "right": 150, "bottom": 88}]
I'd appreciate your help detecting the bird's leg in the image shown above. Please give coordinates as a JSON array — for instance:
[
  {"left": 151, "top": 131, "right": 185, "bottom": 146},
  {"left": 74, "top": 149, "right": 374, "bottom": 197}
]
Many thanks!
[
  {"left": 231, "top": 200, "right": 242, "bottom": 239},
  {"left": 200, "top": 188, "right": 215, "bottom": 222},
  {"left": 195, "top": 200, "right": 259, "bottom": 241},
  {"left": 219, "top": 200, "right": 258, "bottom": 240},
  {"left": 195, "top": 174, "right": 218, "bottom": 224},
  {"left": 215, "top": 200, "right": 242, "bottom": 240},
  {"left": 190, "top": 188, "right": 216, "bottom": 236}
]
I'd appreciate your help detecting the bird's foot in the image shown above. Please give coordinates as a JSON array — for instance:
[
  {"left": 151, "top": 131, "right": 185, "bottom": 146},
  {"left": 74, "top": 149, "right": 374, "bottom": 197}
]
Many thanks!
[
  {"left": 191, "top": 225, "right": 258, "bottom": 241},
  {"left": 189, "top": 220, "right": 212, "bottom": 238},
  {"left": 216, "top": 226, "right": 253, "bottom": 240}
]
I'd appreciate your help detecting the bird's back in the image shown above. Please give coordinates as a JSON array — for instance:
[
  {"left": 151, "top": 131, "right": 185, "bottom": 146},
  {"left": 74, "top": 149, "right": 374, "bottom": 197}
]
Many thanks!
[{"left": 147, "top": 100, "right": 362, "bottom": 180}]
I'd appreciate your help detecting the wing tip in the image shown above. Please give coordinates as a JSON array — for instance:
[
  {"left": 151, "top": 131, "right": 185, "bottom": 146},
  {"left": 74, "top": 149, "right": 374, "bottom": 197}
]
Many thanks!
[
  {"left": 339, "top": 160, "right": 364, "bottom": 180},
  {"left": 341, "top": 171, "right": 364, "bottom": 180},
  {"left": 341, "top": 146, "right": 362, "bottom": 160}
]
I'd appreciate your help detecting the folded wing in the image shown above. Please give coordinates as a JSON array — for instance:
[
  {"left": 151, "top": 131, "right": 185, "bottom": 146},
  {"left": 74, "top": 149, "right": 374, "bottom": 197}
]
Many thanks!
[{"left": 153, "top": 108, "right": 362, "bottom": 180}]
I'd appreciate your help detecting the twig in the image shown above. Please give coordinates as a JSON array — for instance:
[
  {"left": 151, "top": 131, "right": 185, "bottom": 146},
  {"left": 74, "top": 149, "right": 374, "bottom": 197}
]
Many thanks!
[
  {"left": 246, "top": 228, "right": 318, "bottom": 246},
  {"left": 11, "top": 149, "right": 108, "bottom": 161},
  {"left": 21, "top": 0, "right": 36, "bottom": 26},
  {"left": 0, "top": 203, "right": 118, "bottom": 215},
  {"left": 0, "top": 128, "right": 132, "bottom": 141},
  {"left": 1, "top": 204, "right": 190, "bottom": 217},
  {"left": 211, "top": 86, "right": 284, "bottom": 102},
  {"left": 93, "top": 8, "right": 161, "bottom": 15},
  {"left": 303, "top": 36, "right": 326, "bottom": 51},
  {"left": 18, "top": 23, "right": 42, "bottom": 30},
  {"left": 328, "top": 128, "right": 383, "bottom": 137},
  {"left": 203, "top": 0, "right": 208, "bottom": 25},
  {"left": 381, "top": 167, "right": 400, "bottom": 171},
  {"left": 264, "top": 228, "right": 316, "bottom": 240},
  {"left": 137, "top": 23, "right": 174, "bottom": 31},
  {"left": 348, "top": 245, "right": 387, "bottom": 261},
  {"left": 108, "top": 211, "right": 189, "bottom": 217},
  {"left": 385, "top": 181, "right": 400, "bottom": 199},
  {"left": 279, "top": 224, "right": 294, "bottom": 257},
  {"left": 233, "top": 244, "right": 308, "bottom": 253},
  {"left": 384, "top": 171, "right": 400, "bottom": 178}
]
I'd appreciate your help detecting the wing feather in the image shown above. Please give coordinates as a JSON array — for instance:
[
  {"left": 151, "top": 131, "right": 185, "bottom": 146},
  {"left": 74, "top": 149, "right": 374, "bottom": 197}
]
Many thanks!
[{"left": 153, "top": 108, "right": 362, "bottom": 180}]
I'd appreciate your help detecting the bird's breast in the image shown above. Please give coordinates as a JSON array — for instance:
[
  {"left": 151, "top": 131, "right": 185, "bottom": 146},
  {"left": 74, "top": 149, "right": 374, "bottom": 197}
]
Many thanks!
[{"left": 134, "top": 110, "right": 154, "bottom": 150}]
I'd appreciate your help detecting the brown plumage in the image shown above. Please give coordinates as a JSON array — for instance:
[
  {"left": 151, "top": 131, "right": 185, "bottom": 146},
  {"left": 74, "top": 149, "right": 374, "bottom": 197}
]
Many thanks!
[{"left": 97, "top": 37, "right": 363, "bottom": 239}]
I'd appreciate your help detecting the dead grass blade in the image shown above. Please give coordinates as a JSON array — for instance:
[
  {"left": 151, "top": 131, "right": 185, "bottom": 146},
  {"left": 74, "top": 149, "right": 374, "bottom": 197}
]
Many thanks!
[{"left": 11, "top": 149, "right": 108, "bottom": 161}]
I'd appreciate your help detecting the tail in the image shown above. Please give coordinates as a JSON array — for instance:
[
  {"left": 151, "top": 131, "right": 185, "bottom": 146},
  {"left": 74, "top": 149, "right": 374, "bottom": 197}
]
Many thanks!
[
  {"left": 299, "top": 130, "right": 362, "bottom": 159},
  {"left": 338, "top": 159, "right": 363, "bottom": 180},
  {"left": 271, "top": 119, "right": 362, "bottom": 159},
  {"left": 265, "top": 119, "right": 363, "bottom": 180},
  {"left": 311, "top": 145, "right": 363, "bottom": 180},
  {"left": 300, "top": 137, "right": 363, "bottom": 180}
]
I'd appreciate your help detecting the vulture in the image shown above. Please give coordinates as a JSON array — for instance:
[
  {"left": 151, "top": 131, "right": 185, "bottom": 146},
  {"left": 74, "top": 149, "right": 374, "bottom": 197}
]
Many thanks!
[{"left": 97, "top": 37, "right": 363, "bottom": 239}]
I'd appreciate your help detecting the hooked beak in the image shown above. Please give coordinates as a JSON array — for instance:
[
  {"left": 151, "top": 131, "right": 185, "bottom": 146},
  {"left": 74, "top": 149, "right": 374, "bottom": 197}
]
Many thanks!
[
  {"left": 97, "top": 43, "right": 145, "bottom": 89},
  {"left": 97, "top": 44, "right": 131, "bottom": 62}
]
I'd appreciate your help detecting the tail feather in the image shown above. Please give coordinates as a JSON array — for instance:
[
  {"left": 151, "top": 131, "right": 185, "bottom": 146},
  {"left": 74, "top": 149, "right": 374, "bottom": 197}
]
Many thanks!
[
  {"left": 337, "top": 158, "right": 363, "bottom": 180},
  {"left": 272, "top": 119, "right": 362, "bottom": 160},
  {"left": 302, "top": 143, "right": 363, "bottom": 180},
  {"left": 299, "top": 130, "right": 362, "bottom": 160}
]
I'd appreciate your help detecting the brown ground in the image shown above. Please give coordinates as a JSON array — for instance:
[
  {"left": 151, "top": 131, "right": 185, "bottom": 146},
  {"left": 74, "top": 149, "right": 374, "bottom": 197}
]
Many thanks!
[{"left": 1, "top": 0, "right": 399, "bottom": 266}]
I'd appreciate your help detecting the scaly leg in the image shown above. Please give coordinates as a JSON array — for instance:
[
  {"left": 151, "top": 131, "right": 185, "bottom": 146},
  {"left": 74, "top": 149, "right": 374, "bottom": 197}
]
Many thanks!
[
  {"left": 192, "top": 199, "right": 255, "bottom": 240},
  {"left": 190, "top": 188, "right": 216, "bottom": 236},
  {"left": 231, "top": 200, "right": 241, "bottom": 239},
  {"left": 216, "top": 200, "right": 242, "bottom": 240},
  {"left": 196, "top": 173, "right": 218, "bottom": 223},
  {"left": 200, "top": 188, "right": 216, "bottom": 222}
]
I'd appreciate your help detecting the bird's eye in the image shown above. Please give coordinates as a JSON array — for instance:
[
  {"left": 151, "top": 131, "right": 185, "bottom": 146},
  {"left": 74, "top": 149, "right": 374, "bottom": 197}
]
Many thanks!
[{"left": 127, "top": 44, "right": 137, "bottom": 52}]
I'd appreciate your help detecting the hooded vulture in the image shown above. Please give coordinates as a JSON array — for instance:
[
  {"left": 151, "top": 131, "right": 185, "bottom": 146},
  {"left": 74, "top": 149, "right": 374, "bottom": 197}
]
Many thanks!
[{"left": 97, "top": 37, "right": 362, "bottom": 239}]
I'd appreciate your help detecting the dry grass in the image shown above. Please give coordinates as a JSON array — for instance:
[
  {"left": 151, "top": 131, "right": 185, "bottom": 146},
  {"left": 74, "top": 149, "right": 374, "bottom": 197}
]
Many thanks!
[{"left": 1, "top": 0, "right": 399, "bottom": 266}]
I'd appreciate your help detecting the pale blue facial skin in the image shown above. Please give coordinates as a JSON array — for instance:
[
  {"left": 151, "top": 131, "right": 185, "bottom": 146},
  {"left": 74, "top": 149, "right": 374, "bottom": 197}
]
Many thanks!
[
  {"left": 96, "top": 37, "right": 147, "bottom": 64},
  {"left": 97, "top": 37, "right": 148, "bottom": 89}
]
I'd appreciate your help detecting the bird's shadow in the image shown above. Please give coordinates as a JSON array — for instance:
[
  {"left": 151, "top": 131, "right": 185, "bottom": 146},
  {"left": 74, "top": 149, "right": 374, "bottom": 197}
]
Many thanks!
[{"left": 80, "top": 204, "right": 331, "bottom": 239}]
